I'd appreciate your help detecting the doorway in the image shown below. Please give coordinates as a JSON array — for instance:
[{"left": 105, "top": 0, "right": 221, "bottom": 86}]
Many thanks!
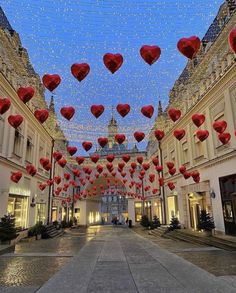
[{"left": 188, "top": 192, "right": 206, "bottom": 230}]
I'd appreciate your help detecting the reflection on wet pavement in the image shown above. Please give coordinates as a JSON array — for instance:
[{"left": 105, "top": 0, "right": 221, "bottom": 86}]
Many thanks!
[{"left": 0, "top": 227, "right": 98, "bottom": 289}]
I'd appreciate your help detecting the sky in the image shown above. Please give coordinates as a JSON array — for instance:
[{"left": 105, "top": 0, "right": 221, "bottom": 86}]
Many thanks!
[{"left": 1, "top": 0, "right": 223, "bottom": 154}]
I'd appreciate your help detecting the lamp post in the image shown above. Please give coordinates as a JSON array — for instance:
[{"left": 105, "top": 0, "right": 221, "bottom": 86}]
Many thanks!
[
  {"left": 47, "top": 139, "right": 55, "bottom": 225},
  {"left": 159, "top": 141, "right": 167, "bottom": 225},
  {"left": 141, "top": 177, "right": 145, "bottom": 216}
]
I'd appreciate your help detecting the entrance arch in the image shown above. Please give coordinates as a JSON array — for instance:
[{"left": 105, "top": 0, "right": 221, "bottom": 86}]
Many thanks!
[{"left": 80, "top": 176, "right": 128, "bottom": 226}]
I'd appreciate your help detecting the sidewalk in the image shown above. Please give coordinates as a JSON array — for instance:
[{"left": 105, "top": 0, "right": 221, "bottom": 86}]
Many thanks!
[{"left": 37, "top": 226, "right": 236, "bottom": 293}]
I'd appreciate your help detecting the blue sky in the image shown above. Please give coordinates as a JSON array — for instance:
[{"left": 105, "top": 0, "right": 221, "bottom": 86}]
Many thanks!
[{"left": 2, "top": 0, "right": 223, "bottom": 154}]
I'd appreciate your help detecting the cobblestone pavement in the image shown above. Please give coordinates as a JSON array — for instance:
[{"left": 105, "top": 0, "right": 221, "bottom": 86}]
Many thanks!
[
  {"left": 1, "top": 226, "right": 236, "bottom": 292},
  {"left": 133, "top": 227, "right": 236, "bottom": 276},
  {"left": 37, "top": 226, "right": 236, "bottom": 293},
  {"left": 0, "top": 227, "right": 98, "bottom": 292}
]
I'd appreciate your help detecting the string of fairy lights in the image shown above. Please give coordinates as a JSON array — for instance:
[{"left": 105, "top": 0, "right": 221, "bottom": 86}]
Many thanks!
[{"left": 1, "top": 0, "right": 224, "bottom": 153}]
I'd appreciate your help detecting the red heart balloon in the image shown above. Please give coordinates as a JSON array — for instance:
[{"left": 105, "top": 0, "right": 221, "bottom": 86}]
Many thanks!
[
  {"left": 0, "top": 97, "right": 11, "bottom": 115},
  {"left": 54, "top": 176, "right": 61, "bottom": 185},
  {"left": 90, "top": 154, "right": 100, "bottom": 163},
  {"left": 8, "top": 114, "right": 23, "bottom": 129},
  {"left": 142, "top": 163, "right": 150, "bottom": 171},
  {"left": 76, "top": 156, "right": 85, "bottom": 165},
  {"left": 154, "top": 129, "right": 165, "bottom": 141},
  {"left": 134, "top": 131, "right": 145, "bottom": 142},
  {"left": 141, "top": 105, "right": 154, "bottom": 118},
  {"left": 137, "top": 156, "right": 143, "bottom": 164},
  {"left": 42, "top": 74, "right": 61, "bottom": 92},
  {"left": 193, "top": 176, "right": 200, "bottom": 183},
  {"left": 10, "top": 171, "right": 22, "bottom": 183},
  {"left": 123, "top": 179, "right": 127, "bottom": 184},
  {"left": 96, "top": 165, "right": 103, "bottom": 174},
  {"left": 131, "top": 162, "right": 137, "bottom": 169},
  {"left": 44, "top": 163, "right": 52, "bottom": 171},
  {"left": 177, "top": 36, "right": 201, "bottom": 59},
  {"left": 192, "top": 113, "right": 205, "bottom": 127},
  {"left": 58, "top": 158, "right": 67, "bottom": 168},
  {"left": 106, "top": 154, "right": 115, "bottom": 162},
  {"left": 196, "top": 129, "right": 209, "bottom": 142},
  {"left": 67, "top": 146, "right": 77, "bottom": 156},
  {"left": 169, "top": 168, "right": 176, "bottom": 176},
  {"left": 90, "top": 104, "right": 105, "bottom": 118},
  {"left": 168, "top": 108, "right": 181, "bottom": 122},
  {"left": 166, "top": 161, "right": 174, "bottom": 169},
  {"left": 34, "top": 109, "right": 49, "bottom": 124},
  {"left": 173, "top": 129, "right": 185, "bottom": 140},
  {"left": 82, "top": 141, "right": 93, "bottom": 152},
  {"left": 191, "top": 170, "right": 200, "bottom": 178},
  {"left": 121, "top": 171, "right": 126, "bottom": 178},
  {"left": 64, "top": 173, "right": 71, "bottom": 180},
  {"left": 71, "top": 63, "right": 90, "bottom": 82},
  {"left": 155, "top": 165, "right": 163, "bottom": 173},
  {"left": 17, "top": 87, "right": 35, "bottom": 104},
  {"left": 179, "top": 165, "right": 186, "bottom": 174},
  {"left": 149, "top": 174, "right": 155, "bottom": 183},
  {"left": 228, "top": 28, "right": 236, "bottom": 54},
  {"left": 118, "top": 162, "right": 125, "bottom": 169},
  {"left": 53, "top": 151, "right": 62, "bottom": 161},
  {"left": 167, "top": 182, "right": 175, "bottom": 190},
  {"left": 103, "top": 53, "right": 123, "bottom": 74},
  {"left": 218, "top": 132, "right": 231, "bottom": 145},
  {"left": 47, "top": 179, "right": 54, "bottom": 186},
  {"left": 213, "top": 120, "right": 227, "bottom": 133},
  {"left": 159, "top": 177, "right": 164, "bottom": 187},
  {"left": 140, "top": 45, "right": 161, "bottom": 65},
  {"left": 39, "top": 157, "right": 50, "bottom": 168},
  {"left": 183, "top": 172, "right": 191, "bottom": 179},
  {"left": 60, "top": 106, "right": 75, "bottom": 121},
  {"left": 122, "top": 154, "right": 131, "bottom": 163},
  {"left": 115, "top": 134, "right": 126, "bottom": 144},
  {"left": 111, "top": 171, "right": 116, "bottom": 177},
  {"left": 116, "top": 104, "right": 130, "bottom": 117},
  {"left": 152, "top": 188, "right": 158, "bottom": 195},
  {"left": 26, "top": 164, "right": 37, "bottom": 177},
  {"left": 98, "top": 137, "right": 108, "bottom": 148},
  {"left": 152, "top": 157, "right": 159, "bottom": 166},
  {"left": 73, "top": 169, "right": 81, "bottom": 177},
  {"left": 39, "top": 183, "right": 47, "bottom": 191}
]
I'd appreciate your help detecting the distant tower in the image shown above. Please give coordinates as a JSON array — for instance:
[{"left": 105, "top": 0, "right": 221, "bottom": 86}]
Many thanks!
[
  {"left": 108, "top": 116, "right": 118, "bottom": 148},
  {"left": 158, "top": 100, "right": 163, "bottom": 116}
]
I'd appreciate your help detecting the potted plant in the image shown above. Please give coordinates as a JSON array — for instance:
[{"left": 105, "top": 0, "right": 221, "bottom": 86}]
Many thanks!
[
  {"left": 197, "top": 209, "right": 215, "bottom": 236},
  {"left": 168, "top": 216, "right": 181, "bottom": 231},
  {"left": 140, "top": 215, "right": 150, "bottom": 228},
  {"left": 152, "top": 215, "right": 161, "bottom": 229},
  {"left": 0, "top": 215, "right": 18, "bottom": 244}
]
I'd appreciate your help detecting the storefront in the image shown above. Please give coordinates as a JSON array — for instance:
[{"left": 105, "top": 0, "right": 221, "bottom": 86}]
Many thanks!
[
  {"left": 8, "top": 177, "right": 31, "bottom": 229},
  {"left": 151, "top": 199, "right": 162, "bottom": 223},
  {"left": 219, "top": 174, "right": 236, "bottom": 236},
  {"left": 166, "top": 192, "right": 179, "bottom": 224},
  {"left": 35, "top": 203, "right": 46, "bottom": 224},
  {"left": 134, "top": 201, "right": 152, "bottom": 222},
  {"left": 181, "top": 181, "right": 211, "bottom": 230}
]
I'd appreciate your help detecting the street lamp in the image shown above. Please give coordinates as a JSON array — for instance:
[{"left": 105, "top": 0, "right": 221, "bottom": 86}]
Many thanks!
[{"left": 158, "top": 141, "right": 167, "bottom": 225}]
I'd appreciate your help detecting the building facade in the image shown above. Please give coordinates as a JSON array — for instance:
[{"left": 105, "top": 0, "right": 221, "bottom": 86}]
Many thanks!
[
  {"left": 146, "top": 1, "right": 236, "bottom": 236},
  {"left": 0, "top": 8, "right": 76, "bottom": 229}
]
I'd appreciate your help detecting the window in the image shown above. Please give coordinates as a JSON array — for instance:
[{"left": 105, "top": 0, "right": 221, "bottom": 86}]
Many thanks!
[
  {"left": 35, "top": 203, "right": 46, "bottom": 224},
  {"left": 213, "top": 113, "right": 225, "bottom": 149},
  {"left": 13, "top": 128, "right": 23, "bottom": 157},
  {"left": 194, "top": 133, "right": 204, "bottom": 159},
  {"left": 182, "top": 141, "right": 189, "bottom": 164},
  {"left": 7, "top": 195, "right": 28, "bottom": 228},
  {"left": 26, "top": 136, "right": 33, "bottom": 163},
  {"left": 135, "top": 202, "right": 142, "bottom": 222}
]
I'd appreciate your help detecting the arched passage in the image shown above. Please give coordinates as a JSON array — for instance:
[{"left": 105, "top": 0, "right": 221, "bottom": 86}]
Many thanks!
[{"left": 74, "top": 176, "right": 128, "bottom": 226}]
